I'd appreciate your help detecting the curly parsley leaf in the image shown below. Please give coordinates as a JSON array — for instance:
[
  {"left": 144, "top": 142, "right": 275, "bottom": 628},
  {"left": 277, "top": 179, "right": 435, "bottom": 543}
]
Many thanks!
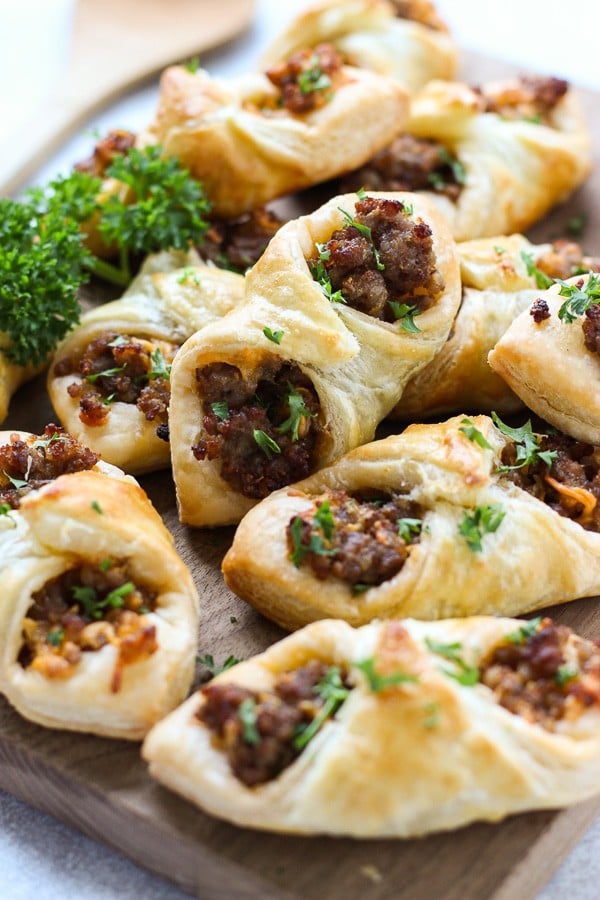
[
  {"left": 458, "top": 503, "right": 505, "bottom": 553},
  {"left": 556, "top": 273, "right": 600, "bottom": 324},
  {"left": 459, "top": 418, "right": 493, "bottom": 450},
  {"left": 492, "top": 412, "right": 557, "bottom": 471},
  {"left": 0, "top": 198, "right": 86, "bottom": 366}
]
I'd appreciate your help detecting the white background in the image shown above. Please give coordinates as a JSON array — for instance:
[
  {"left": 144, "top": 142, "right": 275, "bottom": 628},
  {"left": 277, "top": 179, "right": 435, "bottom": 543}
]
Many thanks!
[{"left": 1, "top": 1, "right": 600, "bottom": 898}]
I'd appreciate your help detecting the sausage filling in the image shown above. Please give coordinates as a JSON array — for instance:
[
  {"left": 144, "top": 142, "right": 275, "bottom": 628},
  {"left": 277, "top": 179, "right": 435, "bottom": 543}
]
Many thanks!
[
  {"left": 54, "top": 331, "right": 177, "bottom": 430},
  {"left": 309, "top": 196, "right": 445, "bottom": 322},
  {"left": 340, "top": 134, "right": 465, "bottom": 201},
  {"left": 192, "top": 360, "right": 321, "bottom": 499},
  {"left": 198, "top": 660, "right": 352, "bottom": 786},
  {"left": 481, "top": 617, "right": 600, "bottom": 730},
  {"left": 536, "top": 239, "right": 600, "bottom": 281},
  {"left": 265, "top": 43, "right": 343, "bottom": 115},
  {"left": 199, "top": 207, "right": 284, "bottom": 273},
  {"left": 500, "top": 433, "right": 600, "bottom": 531},
  {"left": 286, "top": 489, "right": 423, "bottom": 589},
  {"left": 74, "top": 129, "right": 136, "bottom": 177},
  {"left": 0, "top": 425, "right": 99, "bottom": 510},
  {"left": 18, "top": 561, "right": 158, "bottom": 693},
  {"left": 478, "top": 75, "right": 568, "bottom": 124}
]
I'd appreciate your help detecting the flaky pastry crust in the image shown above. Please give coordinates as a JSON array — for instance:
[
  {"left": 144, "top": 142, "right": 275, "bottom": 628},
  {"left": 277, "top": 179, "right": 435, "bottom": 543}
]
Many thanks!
[
  {"left": 0, "top": 470, "right": 199, "bottom": 739},
  {"left": 222, "top": 414, "right": 600, "bottom": 629},
  {"left": 143, "top": 617, "right": 600, "bottom": 837},
  {"left": 260, "top": 0, "right": 457, "bottom": 93},
  {"left": 138, "top": 64, "right": 410, "bottom": 217},
  {"left": 48, "top": 250, "right": 244, "bottom": 474},
  {"left": 169, "top": 191, "right": 460, "bottom": 526}
]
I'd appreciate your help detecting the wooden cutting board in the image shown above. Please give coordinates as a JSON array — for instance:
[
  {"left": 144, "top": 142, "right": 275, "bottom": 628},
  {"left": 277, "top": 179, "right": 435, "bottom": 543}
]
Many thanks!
[
  {"left": 0, "top": 0, "right": 255, "bottom": 196},
  {"left": 0, "top": 51, "right": 599, "bottom": 900}
]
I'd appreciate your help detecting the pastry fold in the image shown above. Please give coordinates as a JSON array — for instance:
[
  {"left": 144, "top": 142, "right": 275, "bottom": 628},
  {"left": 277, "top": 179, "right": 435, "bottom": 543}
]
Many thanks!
[
  {"left": 489, "top": 274, "right": 600, "bottom": 444},
  {"left": 0, "top": 468, "right": 199, "bottom": 739},
  {"left": 222, "top": 414, "right": 600, "bottom": 629},
  {"left": 391, "top": 234, "right": 558, "bottom": 420},
  {"left": 143, "top": 617, "right": 600, "bottom": 837},
  {"left": 48, "top": 250, "right": 244, "bottom": 474},
  {"left": 365, "top": 78, "right": 591, "bottom": 242},
  {"left": 138, "top": 64, "right": 410, "bottom": 217},
  {"left": 260, "top": 0, "right": 457, "bottom": 93},
  {"left": 169, "top": 191, "right": 461, "bottom": 526}
]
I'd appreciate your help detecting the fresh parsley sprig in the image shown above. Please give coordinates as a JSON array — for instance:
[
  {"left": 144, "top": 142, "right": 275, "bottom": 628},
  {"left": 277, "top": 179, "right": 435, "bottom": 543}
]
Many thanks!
[
  {"left": 459, "top": 418, "right": 493, "bottom": 450},
  {"left": 277, "top": 384, "right": 315, "bottom": 441},
  {"left": 425, "top": 638, "right": 480, "bottom": 686},
  {"left": 505, "top": 617, "right": 542, "bottom": 645},
  {"left": 520, "top": 250, "right": 554, "bottom": 290},
  {"left": 492, "top": 412, "right": 557, "bottom": 471},
  {"left": 355, "top": 657, "right": 418, "bottom": 692},
  {"left": 289, "top": 500, "right": 336, "bottom": 568},
  {"left": 388, "top": 302, "right": 422, "bottom": 333},
  {"left": 293, "top": 666, "right": 350, "bottom": 750}
]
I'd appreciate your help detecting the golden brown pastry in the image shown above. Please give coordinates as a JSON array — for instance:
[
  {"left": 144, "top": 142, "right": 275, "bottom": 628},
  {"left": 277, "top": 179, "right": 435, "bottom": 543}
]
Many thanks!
[
  {"left": 0, "top": 467, "right": 199, "bottom": 740},
  {"left": 342, "top": 77, "right": 591, "bottom": 241},
  {"left": 143, "top": 616, "right": 600, "bottom": 836},
  {"left": 391, "top": 235, "right": 599, "bottom": 420},
  {"left": 260, "top": 0, "right": 457, "bottom": 94},
  {"left": 222, "top": 414, "right": 600, "bottom": 629},
  {"left": 137, "top": 53, "right": 410, "bottom": 217},
  {"left": 48, "top": 249, "right": 245, "bottom": 475},
  {"left": 169, "top": 191, "right": 461, "bottom": 527},
  {"left": 489, "top": 273, "right": 600, "bottom": 445}
]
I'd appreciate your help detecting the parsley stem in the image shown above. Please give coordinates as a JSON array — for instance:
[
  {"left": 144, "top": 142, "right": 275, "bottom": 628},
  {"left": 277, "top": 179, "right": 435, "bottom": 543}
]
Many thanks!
[{"left": 83, "top": 256, "right": 131, "bottom": 288}]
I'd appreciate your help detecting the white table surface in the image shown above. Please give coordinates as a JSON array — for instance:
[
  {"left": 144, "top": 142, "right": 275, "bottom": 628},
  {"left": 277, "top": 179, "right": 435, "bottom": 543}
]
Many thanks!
[{"left": 1, "top": 1, "right": 600, "bottom": 897}]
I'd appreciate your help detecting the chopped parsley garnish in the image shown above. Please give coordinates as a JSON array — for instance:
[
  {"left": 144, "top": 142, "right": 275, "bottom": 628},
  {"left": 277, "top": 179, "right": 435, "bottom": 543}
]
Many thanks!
[
  {"left": 31, "top": 433, "right": 68, "bottom": 450},
  {"left": 397, "top": 517, "right": 423, "bottom": 542},
  {"left": 494, "top": 245, "right": 505, "bottom": 255},
  {"left": 85, "top": 365, "right": 126, "bottom": 384},
  {"left": 277, "top": 384, "right": 315, "bottom": 441},
  {"left": 388, "top": 302, "right": 422, "bottom": 332},
  {"left": 263, "top": 326, "right": 284, "bottom": 344},
  {"left": 146, "top": 347, "right": 171, "bottom": 380},
  {"left": 520, "top": 250, "right": 554, "bottom": 290},
  {"left": 0, "top": 503, "right": 12, "bottom": 516},
  {"left": 196, "top": 653, "right": 242, "bottom": 676},
  {"left": 184, "top": 56, "right": 201, "bottom": 74},
  {"left": 210, "top": 401, "right": 229, "bottom": 420},
  {"left": 293, "top": 666, "right": 349, "bottom": 750},
  {"left": 352, "top": 583, "right": 370, "bottom": 595},
  {"left": 459, "top": 418, "right": 493, "bottom": 450},
  {"left": 297, "top": 61, "right": 332, "bottom": 96},
  {"left": 99, "top": 557, "right": 113, "bottom": 573},
  {"left": 229, "top": 615, "right": 238, "bottom": 624},
  {"left": 238, "top": 698, "right": 260, "bottom": 745},
  {"left": 46, "top": 628, "right": 65, "bottom": 648},
  {"left": 310, "top": 255, "right": 346, "bottom": 304},
  {"left": 71, "top": 580, "right": 134, "bottom": 620},
  {"left": 436, "top": 147, "right": 466, "bottom": 184},
  {"left": 337, "top": 206, "right": 385, "bottom": 270},
  {"left": 253, "top": 429, "right": 281, "bottom": 458},
  {"left": 505, "top": 617, "right": 542, "bottom": 645},
  {"left": 107, "top": 335, "right": 129, "bottom": 348},
  {"left": 91, "top": 500, "right": 103, "bottom": 514},
  {"left": 3, "top": 471, "right": 28, "bottom": 489},
  {"left": 422, "top": 701, "right": 441, "bottom": 729},
  {"left": 355, "top": 657, "right": 418, "bottom": 692},
  {"left": 289, "top": 501, "right": 336, "bottom": 568},
  {"left": 458, "top": 503, "right": 505, "bottom": 552},
  {"left": 554, "top": 665, "right": 578, "bottom": 687},
  {"left": 566, "top": 214, "right": 587, "bottom": 238},
  {"left": 492, "top": 412, "right": 557, "bottom": 471},
  {"left": 176, "top": 267, "right": 202, "bottom": 286},
  {"left": 425, "top": 638, "right": 480, "bottom": 686},
  {"left": 556, "top": 273, "right": 600, "bottom": 323}
]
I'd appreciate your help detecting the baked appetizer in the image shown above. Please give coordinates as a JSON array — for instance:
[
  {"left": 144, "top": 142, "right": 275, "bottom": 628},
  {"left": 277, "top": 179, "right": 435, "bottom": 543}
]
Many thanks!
[
  {"left": 0, "top": 464, "right": 199, "bottom": 739},
  {"left": 391, "top": 235, "right": 600, "bottom": 420},
  {"left": 169, "top": 191, "right": 461, "bottom": 526},
  {"left": 489, "top": 272, "right": 600, "bottom": 445},
  {"left": 137, "top": 48, "right": 410, "bottom": 217},
  {"left": 143, "top": 616, "right": 600, "bottom": 836},
  {"left": 48, "top": 249, "right": 245, "bottom": 474},
  {"left": 341, "top": 76, "right": 592, "bottom": 241},
  {"left": 223, "top": 413, "right": 600, "bottom": 629},
  {"left": 260, "top": 0, "right": 457, "bottom": 94}
]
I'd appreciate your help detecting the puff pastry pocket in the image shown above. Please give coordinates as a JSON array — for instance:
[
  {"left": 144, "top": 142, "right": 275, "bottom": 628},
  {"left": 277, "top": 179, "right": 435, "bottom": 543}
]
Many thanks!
[
  {"left": 260, "top": 0, "right": 457, "bottom": 94},
  {"left": 137, "top": 50, "right": 410, "bottom": 218},
  {"left": 489, "top": 273, "right": 600, "bottom": 444},
  {"left": 143, "top": 616, "right": 600, "bottom": 836},
  {"left": 169, "top": 191, "right": 461, "bottom": 527},
  {"left": 391, "top": 235, "right": 600, "bottom": 420},
  {"left": 342, "top": 76, "right": 591, "bottom": 241},
  {"left": 223, "top": 413, "right": 600, "bottom": 629},
  {"left": 0, "top": 469, "right": 199, "bottom": 739},
  {"left": 48, "top": 250, "right": 245, "bottom": 475}
]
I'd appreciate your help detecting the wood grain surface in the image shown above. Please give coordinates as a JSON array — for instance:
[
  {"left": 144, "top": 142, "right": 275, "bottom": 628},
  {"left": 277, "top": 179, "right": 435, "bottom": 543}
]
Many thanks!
[
  {"left": 0, "top": 53, "right": 599, "bottom": 900},
  {"left": 0, "top": 0, "right": 256, "bottom": 196}
]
